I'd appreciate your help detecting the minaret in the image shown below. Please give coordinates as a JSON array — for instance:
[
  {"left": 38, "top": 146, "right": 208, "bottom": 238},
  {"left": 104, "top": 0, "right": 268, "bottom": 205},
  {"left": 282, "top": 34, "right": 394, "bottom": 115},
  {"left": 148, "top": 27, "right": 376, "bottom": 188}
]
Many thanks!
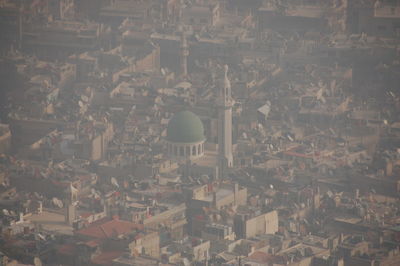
[
  {"left": 180, "top": 32, "right": 189, "bottom": 78},
  {"left": 217, "top": 65, "right": 233, "bottom": 178}
]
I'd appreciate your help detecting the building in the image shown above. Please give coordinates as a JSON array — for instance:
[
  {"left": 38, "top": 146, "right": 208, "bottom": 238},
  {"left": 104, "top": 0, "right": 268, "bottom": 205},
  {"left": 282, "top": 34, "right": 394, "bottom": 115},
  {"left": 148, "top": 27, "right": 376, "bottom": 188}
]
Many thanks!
[
  {"left": 181, "top": 2, "right": 220, "bottom": 29},
  {"left": 129, "top": 231, "right": 160, "bottom": 259},
  {"left": 142, "top": 203, "right": 187, "bottom": 241},
  {"left": 346, "top": 0, "right": 400, "bottom": 37},
  {"left": 22, "top": 20, "right": 102, "bottom": 59},
  {"left": 217, "top": 65, "right": 234, "bottom": 178},
  {"left": 234, "top": 209, "right": 278, "bottom": 239},
  {"left": 74, "top": 217, "right": 144, "bottom": 241},
  {"left": 74, "top": 120, "right": 114, "bottom": 161},
  {"left": 0, "top": 2, "right": 21, "bottom": 53},
  {"left": 201, "top": 223, "right": 235, "bottom": 241},
  {"left": 180, "top": 32, "right": 189, "bottom": 78},
  {"left": 165, "top": 110, "right": 206, "bottom": 161},
  {"left": 99, "top": 0, "right": 155, "bottom": 26},
  {"left": 161, "top": 237, "right": 211, "bottom": 264}
]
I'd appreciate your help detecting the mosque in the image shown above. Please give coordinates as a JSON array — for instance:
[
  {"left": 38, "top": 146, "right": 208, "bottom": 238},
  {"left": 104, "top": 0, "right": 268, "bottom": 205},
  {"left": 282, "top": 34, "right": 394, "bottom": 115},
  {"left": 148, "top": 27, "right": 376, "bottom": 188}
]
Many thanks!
[
  {"left": 164, "top": 64, "right": 233, "bottom": 179},
  {"left": 165, "top": 110, "right": 206, "bottom": 160}
]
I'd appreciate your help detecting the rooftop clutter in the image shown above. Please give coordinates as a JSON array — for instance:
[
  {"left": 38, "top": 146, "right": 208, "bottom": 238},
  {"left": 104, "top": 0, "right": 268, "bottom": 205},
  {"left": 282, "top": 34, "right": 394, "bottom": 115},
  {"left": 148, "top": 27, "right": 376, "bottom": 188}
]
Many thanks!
[{"left": 0, "top": 0, "right": 399, "bottom": 265}]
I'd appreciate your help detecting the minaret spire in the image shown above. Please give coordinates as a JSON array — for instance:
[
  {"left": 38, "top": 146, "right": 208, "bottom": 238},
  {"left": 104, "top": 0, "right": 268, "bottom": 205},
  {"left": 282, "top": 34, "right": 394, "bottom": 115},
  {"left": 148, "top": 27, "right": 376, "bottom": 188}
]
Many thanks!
[
  {"left": 180, "top": 32, "right": 189, "bottom": 78},
  {"left": 217, "top": 65, "right": 233, "bottom": 179},
  {"left": 224, "top": 65, "right": 231, "bottom": 90}
]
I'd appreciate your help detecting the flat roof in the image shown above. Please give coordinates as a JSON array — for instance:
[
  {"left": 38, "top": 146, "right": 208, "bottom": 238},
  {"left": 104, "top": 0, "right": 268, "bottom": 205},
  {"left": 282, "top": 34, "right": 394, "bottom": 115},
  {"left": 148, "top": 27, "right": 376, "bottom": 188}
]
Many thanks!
[
  {"left": 374, "top": 6, "right": 400, "bottom": 18},
  {"left": 285, "top": 6, "right": 325, "bottom": 18},
  {"left": 27, "top": 210, "right": 74, "bottom": 235},
  {"left": 203, "top": 188, "right": 233, "bottom": 202}
]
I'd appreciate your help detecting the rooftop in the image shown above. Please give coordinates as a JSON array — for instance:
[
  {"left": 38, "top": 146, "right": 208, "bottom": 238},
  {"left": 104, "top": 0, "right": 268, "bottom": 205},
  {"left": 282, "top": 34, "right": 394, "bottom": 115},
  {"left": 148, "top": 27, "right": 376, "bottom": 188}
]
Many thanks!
[
  {"left": 374, "top": 5, "right": 400, "bottom": 18},
  {"left": 166, "top": 111, "right": 205, "bottom": 143},
  {"left": 75, "top": 218, "right": 143, "bottom": 239},
  {"left": 27, "top": 210, "right": 73, "bottom": 235}
]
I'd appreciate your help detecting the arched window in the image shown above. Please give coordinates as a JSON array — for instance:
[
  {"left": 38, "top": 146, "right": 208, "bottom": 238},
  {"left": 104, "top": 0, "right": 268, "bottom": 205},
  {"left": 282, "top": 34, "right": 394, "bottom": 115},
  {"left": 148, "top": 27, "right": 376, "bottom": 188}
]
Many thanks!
[
  {"left": 186, "top": 146, "right": 190, "bottom": 156},
  {"left": 192, "top": 146, "right": 196, "bottom": 156}
]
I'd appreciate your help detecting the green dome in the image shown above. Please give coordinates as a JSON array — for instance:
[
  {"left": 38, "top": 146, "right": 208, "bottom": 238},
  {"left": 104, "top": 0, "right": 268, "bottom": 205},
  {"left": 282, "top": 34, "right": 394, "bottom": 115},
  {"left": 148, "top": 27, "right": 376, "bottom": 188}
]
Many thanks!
[{"left": 166, "top": 111, "right": 205, "bottom": 143}]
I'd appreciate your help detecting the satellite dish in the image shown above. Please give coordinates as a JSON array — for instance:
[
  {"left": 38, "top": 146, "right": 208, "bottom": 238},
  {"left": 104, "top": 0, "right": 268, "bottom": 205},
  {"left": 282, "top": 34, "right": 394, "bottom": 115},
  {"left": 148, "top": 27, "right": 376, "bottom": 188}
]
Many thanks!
[
  {"left": 81, "top": 95, "right": 89, "bottom": 102},
  {"left": 52, "top": 197, "right": 63, "bottom": 208},
  {"left": 111, "top": 177, "right": 119, "bottom": 188},
  {"left": 183, "top": 258, "right": 191, "bottom": 266},
  {"left": 34, "top": 257, "right": 42, "bottom": 266},
  {"left": 37, "top": 233, "right": 46, "bottom": 241}
]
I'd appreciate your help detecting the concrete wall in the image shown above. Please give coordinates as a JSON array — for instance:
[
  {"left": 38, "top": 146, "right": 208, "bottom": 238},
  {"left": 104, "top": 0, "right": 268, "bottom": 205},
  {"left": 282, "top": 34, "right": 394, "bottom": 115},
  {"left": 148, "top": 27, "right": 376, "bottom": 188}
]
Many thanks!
[
  {"left": 296, "top": 256, "right": 313, "bottom": 266},
  {"left": 193, "top": 240, "right": 210, "bottom": 262},
  {"left": 215, "top": 186, "right": 247, "bottom": 210},
  {"left": 143, "top": 204, "right": 186, "bottom": 231},
  {"left": 130, "top": 231, "right": 160, "bottom": 259},
  {"left": 90, "top": 122, "right": 114, "bottom": 161},
  {"left": 91, "top": 134, "right": 103, "bottom": 161},
  {"left": 245, "top": 210, "right": 278, "bottom": 238},
  {"left": 236, "top": 187, "right": 247, "bottom": 206},
  {"left": 215, "top": 193, "right": 235, "bottom": 210},
  {"left": 141, "top": 231, "right": 160, "bottom": 259}
]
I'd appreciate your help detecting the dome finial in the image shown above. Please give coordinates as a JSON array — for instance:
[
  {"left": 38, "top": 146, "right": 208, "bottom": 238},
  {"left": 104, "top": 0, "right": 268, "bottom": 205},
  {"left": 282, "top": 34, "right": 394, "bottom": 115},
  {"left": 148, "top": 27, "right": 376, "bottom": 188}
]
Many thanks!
[{"left": 224, "top": 64, "right": 230, "bottom": 89}]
